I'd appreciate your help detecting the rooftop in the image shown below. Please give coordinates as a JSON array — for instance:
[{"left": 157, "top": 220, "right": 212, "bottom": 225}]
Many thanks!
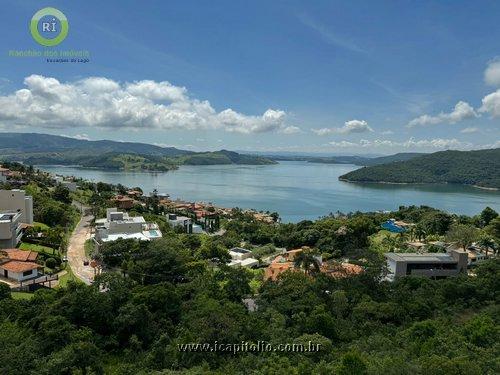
[
  {"left": 0, "top": 261, "right": 40, "bottom": 273},
  {"left": 385, "top": 252, "right": 457, "bottom": 263},
  {"left": 3, "top": 249, "right": 38, "bottom": 262}
]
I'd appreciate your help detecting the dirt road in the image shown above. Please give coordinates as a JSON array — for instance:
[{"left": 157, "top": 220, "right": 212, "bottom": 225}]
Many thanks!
[{"left": 67, "top": 213, "right": 95, "bottom": 285}]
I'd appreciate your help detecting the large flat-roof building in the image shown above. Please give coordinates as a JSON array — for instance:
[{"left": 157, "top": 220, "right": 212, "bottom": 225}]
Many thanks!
[
  {"left": 95, "top": 208, "right": 162, "bottom": 243},
  {"left": 0, "top": 189, "right": 33, "bottom": 224},
  {"left": 385, "top": 249, "right": 468, "bottom": 280}
]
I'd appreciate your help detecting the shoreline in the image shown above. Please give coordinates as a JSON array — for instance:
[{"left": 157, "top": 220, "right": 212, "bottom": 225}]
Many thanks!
[{"left": 339, "top": 178, "right": 499, "bottom": 191}]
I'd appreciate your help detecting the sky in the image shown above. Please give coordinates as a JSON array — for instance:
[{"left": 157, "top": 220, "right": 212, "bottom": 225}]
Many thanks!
[{"left": 1, "top": 0, "right": 499, "bottom": 154}]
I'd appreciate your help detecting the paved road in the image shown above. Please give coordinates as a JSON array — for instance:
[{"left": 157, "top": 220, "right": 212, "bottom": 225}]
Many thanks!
[{"left": 67, "top": 212, "right": 95, "bottom": 285}]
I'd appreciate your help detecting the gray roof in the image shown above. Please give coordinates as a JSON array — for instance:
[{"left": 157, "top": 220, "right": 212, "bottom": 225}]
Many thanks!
[{"left": 385, "top": 252, "right": 457, "bottom": 263}]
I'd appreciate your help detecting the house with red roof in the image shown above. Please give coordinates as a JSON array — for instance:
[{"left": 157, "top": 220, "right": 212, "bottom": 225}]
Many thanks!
[{"left": 0, "top": 248, "right": 41, "bottom": 282}]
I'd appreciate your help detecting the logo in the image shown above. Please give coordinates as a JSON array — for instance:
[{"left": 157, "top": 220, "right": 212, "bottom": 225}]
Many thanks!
[{"left": 30, "top": 7, "right": 69, "bottom": 47}]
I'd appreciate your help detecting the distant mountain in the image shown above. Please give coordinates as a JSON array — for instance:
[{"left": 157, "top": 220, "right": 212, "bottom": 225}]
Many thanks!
[
  {"left": 0, "top": 133, "right": 276, "bottom": 170},
  {"left": 339, "top": 149, "right": 500, "bottom": 189},
  {"left": 265, "top": 152, "right": 423, "bottom": 166},
  {"left": 361, "top": 152, "right": 425, "bottom": 166},
  {"left": 0, "top": 132, "right": 191, "bottom": 156}
]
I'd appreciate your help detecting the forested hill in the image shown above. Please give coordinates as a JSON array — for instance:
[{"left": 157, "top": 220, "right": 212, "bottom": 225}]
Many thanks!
[
  {"left": 339, "top": 148, "right": 500, "bottom": 189},
  {"left": 0, "top": 133, "right": 276, "bottom": 169}
]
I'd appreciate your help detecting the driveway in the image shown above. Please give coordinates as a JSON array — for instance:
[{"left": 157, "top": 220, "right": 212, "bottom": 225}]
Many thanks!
[{"left": 67, "top": 213, "right": 95, "bottom": 285}]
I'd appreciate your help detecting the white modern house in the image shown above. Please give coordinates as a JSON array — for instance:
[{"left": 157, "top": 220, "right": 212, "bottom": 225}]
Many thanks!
[
  {"left": 228, "top": 247, "right": 259, "bottom": 268},
  {"left": 385, "top": 249, "right": 468, "bottom": 280},
  {"left": 0, "top": 189, "right": 33, "bottom": 224},
  {"left": 54, "top": 176, "right": 78, "bottom": 192},
  {"left": 167, "top": 213, "right": 204, "bottom": 234},
  {"left": 94, "top": 208, "right": 162, "bottom": 243}
]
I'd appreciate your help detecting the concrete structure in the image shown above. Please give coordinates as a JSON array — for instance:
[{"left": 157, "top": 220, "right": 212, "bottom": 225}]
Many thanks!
[
  {"left": 466, "top": 249, "right": 486, "bottom": 266},
  {"left": 61, "top": 180, "right": 78, "bottom": 192},
  {"left": 95, "top": 208, "right": 162, "bottom": 243},
  {"left": 0, "top": 249, "right": 40, "bottom": 282},
  {"left": 228, "top": 247, "right": 259, "bottom": 268},
  {"left": 385, "top": 249, "right": 468, "bottom": 280},
  {"left": 0, "top": 189, "right": 33, "bottom": 224},
  {"left": 167, "top": 213, "right": 204, "bottom": 234},
  {"left": 0, "top": 212, "right": 23, "bottom": 248}
]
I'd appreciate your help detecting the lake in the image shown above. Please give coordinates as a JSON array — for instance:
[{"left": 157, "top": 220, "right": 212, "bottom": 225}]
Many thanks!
[{"left": 39, "top": 161, "right": 500, "bottom": 223}]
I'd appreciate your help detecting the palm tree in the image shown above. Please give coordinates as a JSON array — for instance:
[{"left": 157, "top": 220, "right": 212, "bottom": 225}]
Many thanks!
[
  {"left": 414, "top": 225, "right": 427, "bottom": 242},
  {"left": 294, "top": 251, "right": 321, "bottom": 276}
]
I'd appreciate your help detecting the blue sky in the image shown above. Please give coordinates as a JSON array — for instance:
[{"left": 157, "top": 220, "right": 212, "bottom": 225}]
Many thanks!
[{"left": 1, "top": 0, "right": 499, "bottom": 154}]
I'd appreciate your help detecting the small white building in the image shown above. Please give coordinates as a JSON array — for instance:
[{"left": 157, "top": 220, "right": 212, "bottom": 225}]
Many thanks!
[
  {"left": 228, "top": 247, "right": 259, "bottom": 268},
  {"left": 0, "top": 189, "right": 33, "bottom": 224},
  {"left": 95, "top": 208, "right": 162, "bottom": 243},
  {"left": 0, "top": 249, "right": 40, "bottom": 282}
]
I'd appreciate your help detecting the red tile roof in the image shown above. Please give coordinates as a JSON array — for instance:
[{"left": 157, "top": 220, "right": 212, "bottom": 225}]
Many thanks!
[
  {"left": 3, "top": 249, "right": 38, "bottom": 262},
  {"left": 0, "top": 261, "right": 40, "bottom": 273}
]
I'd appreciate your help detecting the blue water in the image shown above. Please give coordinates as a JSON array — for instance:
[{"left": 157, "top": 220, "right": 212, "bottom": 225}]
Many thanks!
[{"left": 39, "top": 161, "right": 500, "bottom": 223}]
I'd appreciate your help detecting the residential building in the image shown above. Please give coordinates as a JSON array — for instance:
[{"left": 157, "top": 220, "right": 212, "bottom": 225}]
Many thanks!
[
  {"left": 61, "top": 180, "right": 78, "bottom": 192},
  {"left": 466, "top": 249, "right": 487, "bottom": 266},
  {"left": 228, "top": 247, "right": 259, "bottom": 268},
  {"left": 385, "top": 249, "right": 468, "bottom": 280},
  {"left": 167, "top": 213, "right": 204, "bottom": 234},
  {"left": 264, "top": 247, "right": 306, "bottom": 281},
  {"left": 0, "top": 212, "right": 23, "bottom": 248},
  {"left": 0, "top": 189, "right": 34, "bottom": 224},
  {"left": 320, "top": 261, "right": 364, "bottom": 278},
  {"left": 94, "top": 208, "right": 162, "bottom": 243},
  {"left": 0, "top": 249, "right": 41, "bottom": 281},
  {"left": 113, "top": 195, "right": 135, "bottom": 210}
]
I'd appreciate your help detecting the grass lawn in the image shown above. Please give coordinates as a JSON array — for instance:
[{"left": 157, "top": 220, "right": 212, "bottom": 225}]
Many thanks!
[
  {"left": 57, "top": 264, "right": 83, "bottom": 288},
  {"left": 12, "top": 291, "right": 34, "bottom": 300},
  {"left": 84, "top": 239, "right": 95, "bottom": 258},
  {"left": 32, "top": 221, "right": 50, "bottom": 230},
  {"left": 19, "top": 242, "right": 57, "bottom": 255}
]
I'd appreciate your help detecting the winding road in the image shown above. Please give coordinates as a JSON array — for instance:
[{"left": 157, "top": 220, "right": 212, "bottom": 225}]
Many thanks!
[{"left": 67, "top": 210, "right": 95, "bottom": 285}]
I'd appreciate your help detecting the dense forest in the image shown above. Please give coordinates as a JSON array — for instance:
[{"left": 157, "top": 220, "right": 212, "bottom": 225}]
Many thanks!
[{"left": 340, "top": 148, "right": 500, "bottom": 189}]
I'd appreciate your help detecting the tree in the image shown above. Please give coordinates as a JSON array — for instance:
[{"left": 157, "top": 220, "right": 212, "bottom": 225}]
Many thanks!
[
  {"left": 0, "top": 282, "right": 11, "bottom": 300},
  {"left": 294, "top": 250, "right": 321, "bottom": 276},
  {"left": 446, "top": 224, "right": 479, "bottom": 250},
  {"left": 477, "top": 236, "right": 496, "bottom": 257},
  {"left": 337, "top": 351, "right": 368, "bottom": 375},
  {"left": 52, "top": 184, "right": 72, "bottom": 204},
  {"left": 480, "top": 206, "right": 498, "bottom": 226}
]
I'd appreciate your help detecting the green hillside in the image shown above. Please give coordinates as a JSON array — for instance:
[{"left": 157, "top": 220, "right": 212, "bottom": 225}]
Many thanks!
[
  {"left": 339, "top": 148, "right": 500, "bottom": 189},
  {"left": 0, "top": 133, "right": 276, "bottom": 171}
]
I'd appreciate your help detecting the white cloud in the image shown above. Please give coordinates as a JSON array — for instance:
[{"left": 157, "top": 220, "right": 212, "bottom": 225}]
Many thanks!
[
  {"left": 460, "top": 127, "right": 479, "bottom": 134},
  {"left": 280, "top": 126, "right": 302, "bottom": 134},
  {"left": 0, "top": 75, "right": 292, "bottom": 134},
  {"left": 312, "top": 119, "right": 373, "bottom": 136},
  {"left": 380, "top": 130, "right": 394, "bottom": 135},
  {"left": 328, "top": 138, "right": 474, "bottom": 152},
  {"left": 407, "top": 101, "right": 478, "bottom": 127},
  {"left": 484, "top": 59, "right": 500, "bottom": 87},
  {"left": 479, "top": 89, "right": 500, "bottom": 118}
]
